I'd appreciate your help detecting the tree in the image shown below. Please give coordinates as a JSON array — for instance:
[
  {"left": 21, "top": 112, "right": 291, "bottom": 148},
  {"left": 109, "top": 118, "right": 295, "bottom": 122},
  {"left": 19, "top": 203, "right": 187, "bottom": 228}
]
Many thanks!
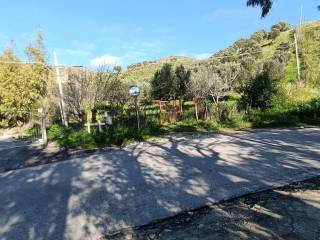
[
  {"left": 65, "top": 68, "right": 91, "bottom": 123},
  {"left": 150, "top": 63, "right": 174, "bottom": 100},
  {"left": 65, "top": 66, "right": 127, "bottom": 124},
  {"left": 0, "top": 33, "right": 49, "bottom": 127},
  {"left": 192, "top": 63, "right": 240, "bottom": 105},
  {"left": 251, "top": 30, "right": 269, "bottom": 43},
  {"left": 246, "top": 0, "right": 273, "bottom": 18},
  {"left": 214, "top": 38, "right": 262, "bottom": 63},
  {"left": 241, "top": 59, "right": 284, "bottom": 110},
  {"left": 191, "top": 62, "right": 240, "bottom": 120},
  {"left": 209, "top": 63, "right": 240, "bottom": 104},
  {"left": 247, "top": 0, "right": 319, "bottom": 17},
  {"left": 242, "top": 72, "right": 277, "bottom": 110},
  {"left": 271, "top": 22, "right": 291, "bottom": 32},
  {"left": 174, "top": 64, "right": 191, "bottom": 113},
  {"left": 270, "top": 28, "right": 281, "bottom": 40},
  {"left": 24, "top": 32, "right": 49, "bottom": 106}
]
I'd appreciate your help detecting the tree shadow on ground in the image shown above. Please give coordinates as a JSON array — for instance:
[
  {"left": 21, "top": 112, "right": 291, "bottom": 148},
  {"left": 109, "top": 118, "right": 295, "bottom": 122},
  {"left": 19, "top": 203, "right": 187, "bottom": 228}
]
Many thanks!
[
  {"left": 109, "top": 178, "right": 320, "bottom": 240},
  {"left": 0, "top": 128, "right": 319, "bottom": 239}
]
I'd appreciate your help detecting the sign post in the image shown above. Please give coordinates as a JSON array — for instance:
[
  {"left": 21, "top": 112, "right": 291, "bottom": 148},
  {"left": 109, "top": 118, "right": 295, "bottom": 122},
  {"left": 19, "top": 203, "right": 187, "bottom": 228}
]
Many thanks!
[{"left": 129, "top": 85, "right": 140, "bottom": 129}]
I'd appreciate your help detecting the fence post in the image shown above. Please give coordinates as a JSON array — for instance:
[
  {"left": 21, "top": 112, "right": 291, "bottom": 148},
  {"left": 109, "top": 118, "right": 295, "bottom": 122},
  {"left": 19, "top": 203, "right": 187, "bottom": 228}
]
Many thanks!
[{"left": 87, "top": 121, "right": 91, "bottom": 133}]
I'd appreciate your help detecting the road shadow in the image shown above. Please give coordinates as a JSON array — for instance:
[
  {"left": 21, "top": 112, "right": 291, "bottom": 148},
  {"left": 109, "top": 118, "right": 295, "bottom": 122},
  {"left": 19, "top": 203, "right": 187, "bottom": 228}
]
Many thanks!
[
  {"left": 108, "top": 178, "right": 320, "bottom": 240},
  {"left": 0, "top": 128, "right": 319, "bottom": 239}
]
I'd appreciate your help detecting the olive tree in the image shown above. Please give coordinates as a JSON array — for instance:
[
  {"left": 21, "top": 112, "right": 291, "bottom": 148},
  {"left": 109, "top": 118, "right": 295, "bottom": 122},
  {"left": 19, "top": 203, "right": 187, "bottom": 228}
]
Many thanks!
[
  {"left": 196, "top": 63, "right": 240, "bottom": 104},
  {"left": 65, "top": 66, "right": 127, "bottom": 124},
  {"left": 191, "top": 62, "right": 240, "bottom": 120}
]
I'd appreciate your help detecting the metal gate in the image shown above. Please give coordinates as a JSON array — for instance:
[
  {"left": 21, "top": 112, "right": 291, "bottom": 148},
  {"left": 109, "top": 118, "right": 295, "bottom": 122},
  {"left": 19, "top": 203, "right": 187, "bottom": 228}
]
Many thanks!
[{"left": 0, "top": 109, "right": 47, "bottom": 145}]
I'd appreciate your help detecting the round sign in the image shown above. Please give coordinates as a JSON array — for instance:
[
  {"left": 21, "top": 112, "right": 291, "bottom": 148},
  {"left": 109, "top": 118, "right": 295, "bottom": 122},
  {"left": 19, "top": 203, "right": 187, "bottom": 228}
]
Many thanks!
[{"left": 129, "top": 85, "right": 140, "bottom": 96}]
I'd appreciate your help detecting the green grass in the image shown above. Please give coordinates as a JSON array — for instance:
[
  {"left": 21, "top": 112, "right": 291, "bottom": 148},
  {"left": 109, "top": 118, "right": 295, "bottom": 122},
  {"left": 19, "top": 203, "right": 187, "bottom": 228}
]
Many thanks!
[
  {"left": 261, "top": 30, "right": 292, "bottom": 60},
  {"left": 47, "top": 98, "right": 320, "bottom": 149},
  {"left": 246, "top": 98, "right": 320, "bottom": 128}
]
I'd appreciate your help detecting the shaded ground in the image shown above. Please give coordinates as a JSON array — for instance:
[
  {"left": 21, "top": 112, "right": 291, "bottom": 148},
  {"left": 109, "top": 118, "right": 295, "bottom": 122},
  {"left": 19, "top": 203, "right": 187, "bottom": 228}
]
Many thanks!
[
  {"left": 0, "top": 136, "right": 110, "bottom": 173},
  {"left": 0, "top": 128, "right": 320, "bottom": 240},
  {"left": 106, "top": 177, "right": 320, "bottom": 240}
]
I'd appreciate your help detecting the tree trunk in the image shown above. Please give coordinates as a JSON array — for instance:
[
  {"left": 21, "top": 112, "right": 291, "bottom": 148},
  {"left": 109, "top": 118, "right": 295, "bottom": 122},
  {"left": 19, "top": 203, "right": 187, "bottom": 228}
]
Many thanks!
[
  {"left": 195, "top": 100, "right": 199, "bottom": 122},
  {"left": 79, "top": 111, "right": 86, "bottom": 125},
  {"left": 204, "top": 103, "right": 208, "bottom": 120},
  {"left": 179, "top": 97, "right": 183, "bottom": 114},
  {"left": 91, "top": 109, "right": 97, "bottom": 123}
]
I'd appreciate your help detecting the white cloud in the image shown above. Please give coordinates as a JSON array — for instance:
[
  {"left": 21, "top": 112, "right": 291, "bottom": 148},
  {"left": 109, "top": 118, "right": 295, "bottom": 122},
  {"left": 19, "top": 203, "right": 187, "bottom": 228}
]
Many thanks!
[
  {"left": 194, "top": 53, "right": 212, "bottom": 60},
  {"left": 90, "top": 55, "right": 121, "bottom": 67}
]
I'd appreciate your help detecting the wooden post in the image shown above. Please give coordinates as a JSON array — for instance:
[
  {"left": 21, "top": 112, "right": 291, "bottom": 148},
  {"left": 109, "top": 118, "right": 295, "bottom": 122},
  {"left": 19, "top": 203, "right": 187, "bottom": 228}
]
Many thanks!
[
  {"left": 87, "top": 121, "right": 91, "bottom": 133},
  {"left": 98, "top": 120, "right": 102, "bottom": 132},
  {"left": 38, "top": 108, "right": 47, "bottom": 146}
]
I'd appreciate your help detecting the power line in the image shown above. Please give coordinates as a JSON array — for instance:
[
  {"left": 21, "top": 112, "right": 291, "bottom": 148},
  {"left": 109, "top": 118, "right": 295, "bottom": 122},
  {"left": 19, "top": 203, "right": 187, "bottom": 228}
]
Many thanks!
[{"left": 0, "top": 60, "right": 83, "bottom": 69}]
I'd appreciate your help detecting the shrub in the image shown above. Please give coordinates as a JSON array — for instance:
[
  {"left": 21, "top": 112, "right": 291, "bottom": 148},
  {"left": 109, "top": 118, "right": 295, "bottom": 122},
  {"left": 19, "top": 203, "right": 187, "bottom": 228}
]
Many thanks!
[
  {"left": 270, "top": 28, "right": 281, "bottom": 39},
  {"left": 242, "top": 72, "right": 278, "bottom": 110}
]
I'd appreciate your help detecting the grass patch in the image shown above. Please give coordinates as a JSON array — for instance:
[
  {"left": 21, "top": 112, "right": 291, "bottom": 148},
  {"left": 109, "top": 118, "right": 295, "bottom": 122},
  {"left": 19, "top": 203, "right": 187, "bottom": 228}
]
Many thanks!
[{"left": 47, "top": 98, "right": 320, "bottom": 149}]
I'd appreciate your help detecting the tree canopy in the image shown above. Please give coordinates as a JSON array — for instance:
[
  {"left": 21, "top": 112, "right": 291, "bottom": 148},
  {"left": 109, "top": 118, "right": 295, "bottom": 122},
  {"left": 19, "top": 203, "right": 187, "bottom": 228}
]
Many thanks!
[
  {"left": 247, "top": 0, "right": 319, "bottom": 18},
  {"left": 247, "top": 0, "right": 273, "bottom": 18},
  {"left": 0, "top": 33, "right": 49, "bottom": 127}
]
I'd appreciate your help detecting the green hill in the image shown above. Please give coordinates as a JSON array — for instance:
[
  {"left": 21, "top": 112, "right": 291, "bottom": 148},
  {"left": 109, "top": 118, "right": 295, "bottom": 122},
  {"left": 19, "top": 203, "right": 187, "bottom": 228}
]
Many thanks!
[
  {"left": 120, "top": 20, "right": 320, "bottom": 100},
  {"left": 120, "top": 56, "right": 198, "bottom": 84}
]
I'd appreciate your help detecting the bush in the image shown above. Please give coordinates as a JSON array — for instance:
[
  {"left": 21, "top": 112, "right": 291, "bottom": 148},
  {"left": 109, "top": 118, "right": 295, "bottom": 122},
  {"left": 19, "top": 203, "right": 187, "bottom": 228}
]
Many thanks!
[
  {"left": 271, "top": 22, "right": 291, "bottom": 32},
  {"left": 211, "top": 102, "right": 237, "bottom": 122},
  {"left": 242, "top": 72, "right": 278, "bottom": 110},
  {"left": 247, "top": 98, "right": 320, "bottom": 127},
  {"left": 270, "top": 28, "right": 281, "bottom": 39}
]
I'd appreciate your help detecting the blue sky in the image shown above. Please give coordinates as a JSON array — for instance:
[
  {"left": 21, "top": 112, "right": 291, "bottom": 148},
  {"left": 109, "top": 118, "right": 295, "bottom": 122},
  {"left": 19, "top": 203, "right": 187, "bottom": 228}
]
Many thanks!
[{"left": 0, "top": 0, "right": 319, "bottom": 68}]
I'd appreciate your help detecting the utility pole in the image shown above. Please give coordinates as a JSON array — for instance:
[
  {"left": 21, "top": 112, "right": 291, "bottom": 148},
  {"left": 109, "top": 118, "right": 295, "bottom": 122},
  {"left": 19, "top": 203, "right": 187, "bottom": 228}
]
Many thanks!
[
  {"left": 294, "top": 6, "right": 303, "bottom": 82},
  {"left": 299, "top": 5, "right": 304, "bottom": 27},
  {"left": 53, "top": 51, "right": 68, "bottom": 127},
  {"left": 294, "top": 33, "right": 301, "bottom": 82}
]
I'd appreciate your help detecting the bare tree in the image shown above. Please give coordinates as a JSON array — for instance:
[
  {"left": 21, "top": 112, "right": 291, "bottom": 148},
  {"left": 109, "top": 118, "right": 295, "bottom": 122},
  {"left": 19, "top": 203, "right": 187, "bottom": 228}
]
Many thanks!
[{"left": 65, "top": 68, "right": 90, "bottom": 123}]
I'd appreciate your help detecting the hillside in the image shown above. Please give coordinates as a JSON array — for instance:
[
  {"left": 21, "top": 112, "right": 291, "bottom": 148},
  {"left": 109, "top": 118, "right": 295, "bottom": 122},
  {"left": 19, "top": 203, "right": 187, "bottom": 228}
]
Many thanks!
[
  {"left": 120, "top": 20, "right": 320, "bottom": 91},
  {"left": 120, "top": 56, "right": 199, "bottom": 84}
]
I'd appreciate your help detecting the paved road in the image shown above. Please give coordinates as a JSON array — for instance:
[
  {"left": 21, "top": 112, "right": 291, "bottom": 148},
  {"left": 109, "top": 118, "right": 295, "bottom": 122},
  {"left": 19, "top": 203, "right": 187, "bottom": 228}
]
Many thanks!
[
  {"left": 0, "top": 128, "right": 320, "bottom": 240},
  {"left": 0, "top": 136, "right": 71, "bottom": 173}
]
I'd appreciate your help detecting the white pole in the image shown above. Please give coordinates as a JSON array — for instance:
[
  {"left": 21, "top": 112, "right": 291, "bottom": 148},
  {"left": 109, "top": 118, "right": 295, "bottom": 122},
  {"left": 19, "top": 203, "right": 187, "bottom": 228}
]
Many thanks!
[
  {"left": 135, "top": 96, "right": 140, "bottom": 129},
  {"left": 294, "top": 34, "right": 301, "bottom": 81},
  {"left": 53, "top": 51, "right": 68, "bottom": 126}
]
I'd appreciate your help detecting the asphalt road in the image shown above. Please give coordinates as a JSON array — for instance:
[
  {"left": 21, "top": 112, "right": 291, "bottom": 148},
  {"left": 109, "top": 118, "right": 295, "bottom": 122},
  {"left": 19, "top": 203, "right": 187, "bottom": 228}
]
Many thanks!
[{"left": 0, "top": 128, "right": 320, "bottom": 240}]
